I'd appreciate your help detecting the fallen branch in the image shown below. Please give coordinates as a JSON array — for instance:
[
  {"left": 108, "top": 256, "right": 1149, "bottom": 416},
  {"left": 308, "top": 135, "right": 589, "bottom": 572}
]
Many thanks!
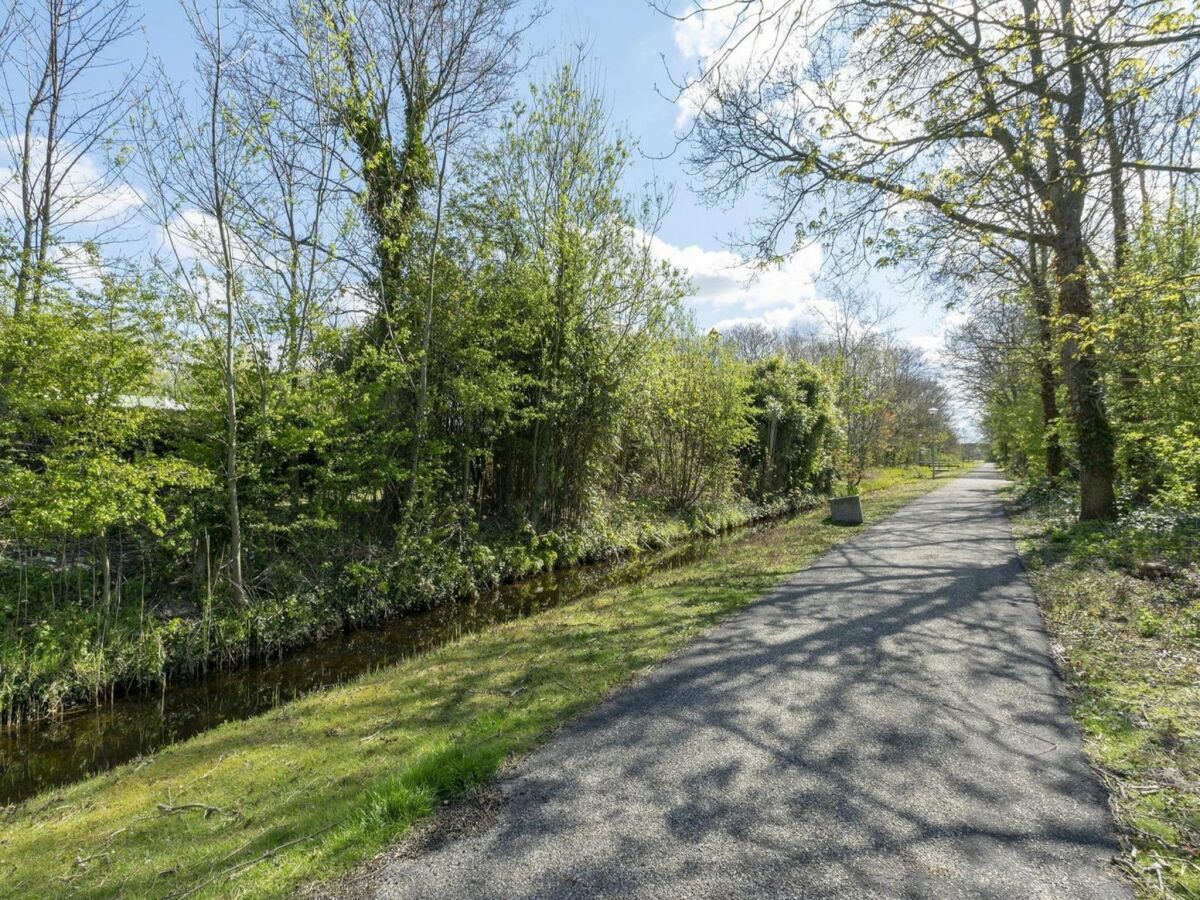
[
  {"left": 171, "top": 826, "right": 334, "bottom": 899},
  {"left": 156, "top": 803, "right": 229, "bottom": 819},
  {"left": 361, "top": 718, "right": 403, "bottom": 743}
]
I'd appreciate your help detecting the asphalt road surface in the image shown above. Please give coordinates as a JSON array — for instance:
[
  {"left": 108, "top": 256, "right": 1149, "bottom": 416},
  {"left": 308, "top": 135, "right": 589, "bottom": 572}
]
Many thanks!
[{"left": 367, "top": 466, "right": 1129, "bottom": 899}]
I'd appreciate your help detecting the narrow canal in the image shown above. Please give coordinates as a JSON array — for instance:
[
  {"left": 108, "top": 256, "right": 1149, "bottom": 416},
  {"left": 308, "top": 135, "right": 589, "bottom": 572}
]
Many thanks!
[{"left": 1, "top": 519, "right": 770, "bottom": 804}]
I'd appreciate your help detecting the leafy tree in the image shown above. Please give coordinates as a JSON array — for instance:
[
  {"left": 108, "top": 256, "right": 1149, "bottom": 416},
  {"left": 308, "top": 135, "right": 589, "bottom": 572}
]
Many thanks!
[
  {"left": 745, "top": 356, "right": 835, "bottom": 499},
  {"left": 134, "top": 0, "right": 260, "bottom": 602},
  {"left": 0, "top": 274, "right": 205, "bottom": 609},
  {"left": 635, "top": 332, "right": 754, "bottom": 509},
  {"left": 458, "top": 63, "right": 683, "bottom": 525},
  {"left": 1105, "top": 198, "right": 1200, "bottom": 506},
  {"left": 300, "top": 0, "right": 532, "bottom": 518},
  {"left": 945, "top": 300, "right": 1054, "bottom": 476},
  {"left": 671, "top": 0, "right": 1200, "bottom": 518}
]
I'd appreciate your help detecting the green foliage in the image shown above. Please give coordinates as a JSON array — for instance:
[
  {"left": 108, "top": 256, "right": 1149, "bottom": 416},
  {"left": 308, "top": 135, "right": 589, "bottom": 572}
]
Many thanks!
[
  {"left": 772, "top": 317, "right": 954, "bottom": 487},
  {"left": 975, "top": 196, "right": 1200, "bottom": 512},
  {"left": 980, "top": 372, "right": 1055, "bottom": 477},
  {"left": 0, "top": 65, "right": 836, "bottom": 724},
  {"left": 0, "top": 275, "right": 206, "bottom": 552},
  {"left": 744, "top": 355, "right": 836, "bottom": 499},
  {"left": 452, "top": 63, "right": 684, "bottom": 526},
  {"left": 1105, "top": 198, "right": 1200, "bottom": 509},
  {"left": 634, "top": 333, "right": 754, "bottom": 509}
]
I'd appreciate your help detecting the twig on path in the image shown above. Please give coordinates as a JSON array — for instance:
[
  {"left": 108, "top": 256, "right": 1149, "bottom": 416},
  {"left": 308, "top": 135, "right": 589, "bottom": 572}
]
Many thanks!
[{"left": 938, "top": 702, "right": 1059, "bottom": 754}]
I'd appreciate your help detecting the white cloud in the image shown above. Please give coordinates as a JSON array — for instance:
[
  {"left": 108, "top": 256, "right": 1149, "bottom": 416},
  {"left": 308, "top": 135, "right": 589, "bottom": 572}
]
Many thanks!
[
  {"left": 909, "top": 332, "right": 944, "bottom": 358},
  {"left": 712, "top": 302, "right": 832, "bottom": 332},
  {"left": 161, "top": 208, "right": 221, "bottom": 263},
  {"left": 672, "top": 2, "right": 743, "bottom": 61},
  {"left": 646, "top": 231, "right": 826, "bottom": 330},
  {"left": 0, "top": 135, "right": 142, "bottom": 229},
  {"left": 160, "top": 208, "right": 265, "bottom": 273},
  {"left": 670, "top": 0, "right": 818, "bottom": 126},
  {"left": 906, "top": 305, "right": 969, "bottom": 367}
]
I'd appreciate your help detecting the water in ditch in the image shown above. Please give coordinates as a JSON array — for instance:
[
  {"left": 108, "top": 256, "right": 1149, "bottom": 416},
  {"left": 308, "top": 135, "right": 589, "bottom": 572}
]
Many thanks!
[{"left": 0, "top": 520, "right": 770, "bottom": 805}]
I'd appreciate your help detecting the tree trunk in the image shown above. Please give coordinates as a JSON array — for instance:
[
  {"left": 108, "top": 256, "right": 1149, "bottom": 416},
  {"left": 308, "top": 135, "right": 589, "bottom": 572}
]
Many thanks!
[
  {"left": 1028, "top": 251, "right": 1064, "bottom": 478},
  {"left": 100, "top": 533, "right": 111, "bottom": 614},
  {"left": 1101, "top": 60, "right": 1137, "bottom": 396},
  {"left": 1048, "top": 0, "right": 1117, "bottom": 520},
  {"left": 224, "top": 277, "right": 244, "bottom": 602},
  {"left": 406, "top": 118, "right": 453, "bottom": 512},
  {"left": 14, "top": 18, "right": 55, "bottom": 316},
  {"left": 210, "top": 2, "right": 244, "bottom": 602},
  {"left": 1053, "top": 229, "right": 1116, "bottom": 519},
  {"left": 323, "top": 10, "right": 434, "bottom": 523},
  {"left": 1036, "top": 344, "right": 1064, "bottom": 479},
  {"left": 1101, "top": 62, "right": 1131, "bottom": 273},
  {"left": 33, "top": 19, "right": 62, "bottom": 312}
]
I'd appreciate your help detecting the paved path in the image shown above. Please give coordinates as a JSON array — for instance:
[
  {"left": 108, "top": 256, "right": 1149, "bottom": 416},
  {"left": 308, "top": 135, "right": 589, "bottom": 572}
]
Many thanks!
[{"left": 369, "top": 467, "right": 1128, "bottom": 899}]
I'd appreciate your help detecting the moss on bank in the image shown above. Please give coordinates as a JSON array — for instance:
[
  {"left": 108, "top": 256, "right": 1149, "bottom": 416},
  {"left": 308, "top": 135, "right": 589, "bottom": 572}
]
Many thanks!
[
  {"left": 1010, "top": 485, "right": 1200, "bottom": 898},
  {"left": 0, "top": 469, "right": 954, "bottom": 899}
]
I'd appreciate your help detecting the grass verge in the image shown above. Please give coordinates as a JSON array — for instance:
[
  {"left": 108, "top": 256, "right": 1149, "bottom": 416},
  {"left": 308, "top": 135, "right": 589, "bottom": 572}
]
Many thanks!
[
  {"left": 0, "top": 468, "right": 959, "bottom": 898},
  {"left": 1009, "top": 485, "right": 1200, "bottom": 898}
]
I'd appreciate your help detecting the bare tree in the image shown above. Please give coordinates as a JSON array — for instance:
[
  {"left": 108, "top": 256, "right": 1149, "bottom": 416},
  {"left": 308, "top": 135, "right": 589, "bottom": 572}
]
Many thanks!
[
  {"left": 721, "top": 321, "right": 779, "bottom": 361},
  {"left": 133, "top": 0, "right": 251, "bottom": 603},
  {"left": 0, "top": 0, "right": 143, "bottom": 314},
  {"left": 229, "top": 19, "right": 346, "bottom": 384}
]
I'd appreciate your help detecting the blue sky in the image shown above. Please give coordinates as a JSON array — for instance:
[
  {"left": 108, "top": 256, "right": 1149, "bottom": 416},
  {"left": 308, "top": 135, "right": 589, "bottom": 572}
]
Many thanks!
[{"left": 134, "top": 1, "right": 955, "bottom": 355}]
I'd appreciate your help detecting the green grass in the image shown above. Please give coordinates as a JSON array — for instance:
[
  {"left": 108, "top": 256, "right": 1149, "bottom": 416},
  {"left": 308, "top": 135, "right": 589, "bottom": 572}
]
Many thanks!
[
  {"left": 856, "top": 463, "right": 942, "bottom": 493},
  {"left": 1009, "top": 486, "right": 1200, "bottom": 898},
  {"left": 0, "top": 467, "right": 957, "bottom": 898}
]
